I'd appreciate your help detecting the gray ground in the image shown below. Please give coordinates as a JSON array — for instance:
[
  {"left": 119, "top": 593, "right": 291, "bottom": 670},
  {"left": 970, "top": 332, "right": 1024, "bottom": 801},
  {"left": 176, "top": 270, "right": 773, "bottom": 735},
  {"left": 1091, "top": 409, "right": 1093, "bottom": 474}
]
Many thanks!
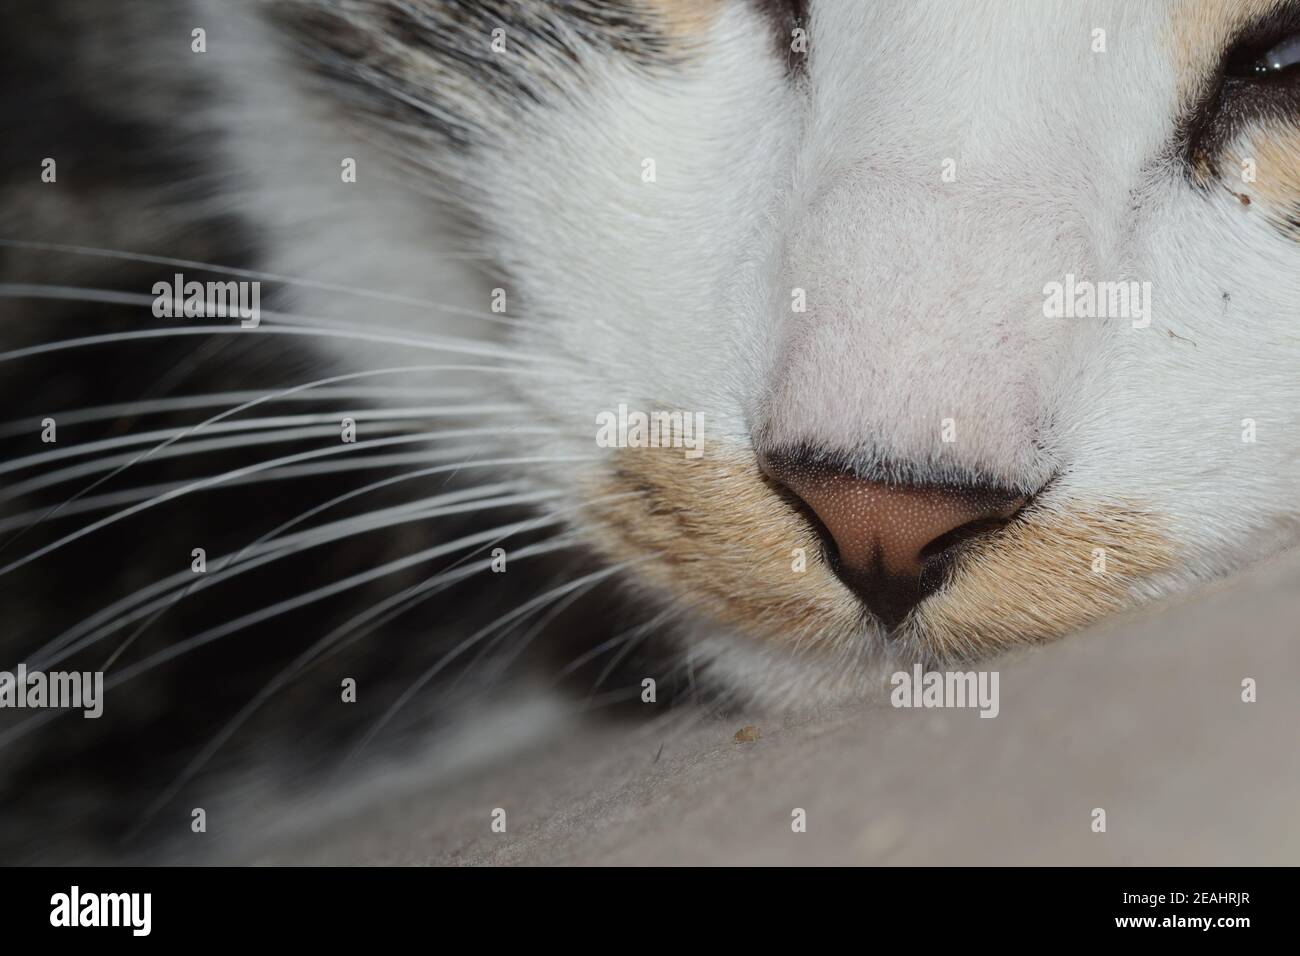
[{"left": 198, "top": 549, "right": 1298, "bottom": 866}]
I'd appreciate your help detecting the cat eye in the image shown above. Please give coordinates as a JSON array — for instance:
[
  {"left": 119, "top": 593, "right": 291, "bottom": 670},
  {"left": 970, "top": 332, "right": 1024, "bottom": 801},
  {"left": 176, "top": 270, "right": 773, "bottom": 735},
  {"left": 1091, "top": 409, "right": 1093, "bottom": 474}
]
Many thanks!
[
  {"left": 1182, "top": 10, "right": 1300, "bottom": 173},
  {"left": 1226, "top": 31, "right": 1300, "bottom": 79}
]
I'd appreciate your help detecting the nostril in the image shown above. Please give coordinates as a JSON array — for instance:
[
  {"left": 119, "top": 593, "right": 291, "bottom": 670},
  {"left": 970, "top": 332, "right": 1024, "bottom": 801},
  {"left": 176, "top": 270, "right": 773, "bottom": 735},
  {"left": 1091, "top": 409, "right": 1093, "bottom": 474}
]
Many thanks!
[
  {"left": 760, "top": 450, "right": 1031, "bottom": 628},
  {"left": 918, "top": 501, "right": 1027, "bottom": 564},
  {"left": 914, "top": 512, "right": 1015, "bottom": 597}
]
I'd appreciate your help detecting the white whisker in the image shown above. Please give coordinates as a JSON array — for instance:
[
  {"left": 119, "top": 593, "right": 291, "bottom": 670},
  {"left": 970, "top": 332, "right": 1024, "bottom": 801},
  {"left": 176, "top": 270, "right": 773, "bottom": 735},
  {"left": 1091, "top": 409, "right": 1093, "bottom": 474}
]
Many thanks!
[
  {"left": 0, "top": 426, "right": 560, "bottom": 579},
  {"left": 459, "top": 573, "right": 608, "bottom": 693},
  {"left": 39, "top": 455, "right": 590, "bottom": 666},
  {"left": 346, "top": 559, "right": 644, "bottom": 763},
  {"left": 0, "top": 423, "right": 546, "bottom": 503},
  {"left": 0, "top": 447, "right": 532, "bottom": 533},
  {"left": 31, "top": 480, "right": 552, "bottom": 668},
  {"left": 102, "top": 515, "right": 575, "bottom": 687},
  {"left": 301, "top": 491, "right": 643, "bottom": 676},
  {"left": 39, "top": 492, "right": 562, "bottom": 673},
  {"left": 94, "top": 483, "right": 556, "bottom": 673},
  {"left": 0, "top": 239, "right": 521, "bottom": 326},
  {"left": 0, "top": 284, "right": 545, "bottom": 347},
  {"left": 585, "top": 609, "right": 675, "bottom": 695},
  {"left": 0, "top": 385, "right": 478, "bottom": 437},
  {"left": 0, "top": 361, "right": 557, "bottom": 550},
  {"left": 122, "top": 534, "right": 585, "bottom": 839},
  {"left": 0, "top": 318, "right": 559, "bottom": 366},
  {"left": 0, "top": 407, "right": 523, "bottom": 476}
]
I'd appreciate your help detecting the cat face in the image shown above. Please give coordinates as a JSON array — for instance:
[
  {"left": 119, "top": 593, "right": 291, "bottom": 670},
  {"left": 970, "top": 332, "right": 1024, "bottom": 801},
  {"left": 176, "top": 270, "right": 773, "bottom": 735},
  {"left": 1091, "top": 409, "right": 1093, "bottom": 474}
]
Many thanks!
[{"left": 275, "top": 0, "right": 1300, "bottom": 699}]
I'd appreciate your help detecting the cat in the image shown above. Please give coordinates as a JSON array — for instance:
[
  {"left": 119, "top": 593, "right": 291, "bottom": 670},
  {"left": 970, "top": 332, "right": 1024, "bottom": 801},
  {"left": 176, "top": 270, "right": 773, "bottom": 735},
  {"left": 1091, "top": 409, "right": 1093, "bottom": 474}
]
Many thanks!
[{"left": 1, "top": 0, "right": 1297, "bottom": 861}]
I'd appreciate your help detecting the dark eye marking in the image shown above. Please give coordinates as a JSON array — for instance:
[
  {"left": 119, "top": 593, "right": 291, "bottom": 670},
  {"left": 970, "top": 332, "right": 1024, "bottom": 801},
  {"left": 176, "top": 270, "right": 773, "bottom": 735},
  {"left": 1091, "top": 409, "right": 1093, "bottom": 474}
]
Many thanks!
[
  {"left": 272, "top": 0, "right": 685, "bottom": 150},
  {"left": 1181, "top": 2, "right": 1300, "bottom": 177},
  {"left": 750, "top": 0, "right": 810, "bottom": 74}
]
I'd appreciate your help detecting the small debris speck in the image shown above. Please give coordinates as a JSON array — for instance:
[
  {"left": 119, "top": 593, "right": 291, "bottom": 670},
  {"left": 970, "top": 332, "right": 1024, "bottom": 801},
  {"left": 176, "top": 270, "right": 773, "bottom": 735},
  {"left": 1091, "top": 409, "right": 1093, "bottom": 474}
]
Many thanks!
[{"left": 734, "top": 725, "right": 761, "bottom": 743}]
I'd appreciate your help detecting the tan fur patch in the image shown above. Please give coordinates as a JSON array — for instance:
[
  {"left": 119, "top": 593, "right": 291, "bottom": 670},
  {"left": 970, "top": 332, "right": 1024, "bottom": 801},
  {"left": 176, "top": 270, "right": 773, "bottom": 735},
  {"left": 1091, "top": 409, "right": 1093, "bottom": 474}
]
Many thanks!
[
  {"left": 587, "top": 445, "right": 1175, "bottom": 664},
  {"left": 585, "top": 447, "right": 863, "bottom": 654},
  {"left": 1227, "top": 124, "right": 1300, "bottom": 236},
  {"left": 904, "top": 506, "right": 1174, "bottom": 662},
  {"left": 642, "top": 0, "right": 724, "bottom": 38},
  {"left": 1171, "top": 0, "right": 1283, "bottom": 93}
]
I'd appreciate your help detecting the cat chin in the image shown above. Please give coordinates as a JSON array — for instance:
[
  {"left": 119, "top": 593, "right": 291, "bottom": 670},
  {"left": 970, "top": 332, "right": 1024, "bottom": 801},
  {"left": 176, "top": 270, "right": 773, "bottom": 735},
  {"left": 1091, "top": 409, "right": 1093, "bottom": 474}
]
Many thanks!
[{"left": 672, "top": 617, "right": 897, "bottom": 714}]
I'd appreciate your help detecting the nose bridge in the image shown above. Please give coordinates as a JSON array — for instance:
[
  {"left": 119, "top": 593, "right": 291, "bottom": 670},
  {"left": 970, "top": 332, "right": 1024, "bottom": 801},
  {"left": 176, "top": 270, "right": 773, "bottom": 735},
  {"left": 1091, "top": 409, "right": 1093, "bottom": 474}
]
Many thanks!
[
  {"left": 785, "top": 175, "right": 1078, "bottom": 323},
  {"left": 761, "top": 174, "right": 1080, "bottom": 486}
]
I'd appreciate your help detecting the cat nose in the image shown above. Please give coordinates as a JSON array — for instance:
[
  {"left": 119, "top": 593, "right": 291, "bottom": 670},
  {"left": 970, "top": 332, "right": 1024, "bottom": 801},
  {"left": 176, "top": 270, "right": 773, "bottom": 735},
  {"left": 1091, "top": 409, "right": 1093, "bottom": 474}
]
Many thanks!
[{"left": 760, "top": 453, "right": 1027, "bottom": 628}]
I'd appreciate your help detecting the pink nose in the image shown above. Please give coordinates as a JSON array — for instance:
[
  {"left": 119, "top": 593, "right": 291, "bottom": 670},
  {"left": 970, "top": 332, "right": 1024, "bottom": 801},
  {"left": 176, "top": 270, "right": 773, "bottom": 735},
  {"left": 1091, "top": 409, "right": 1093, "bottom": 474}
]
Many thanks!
[{"left": 761, "top": 453, "right": 1026, "bottom": 626}]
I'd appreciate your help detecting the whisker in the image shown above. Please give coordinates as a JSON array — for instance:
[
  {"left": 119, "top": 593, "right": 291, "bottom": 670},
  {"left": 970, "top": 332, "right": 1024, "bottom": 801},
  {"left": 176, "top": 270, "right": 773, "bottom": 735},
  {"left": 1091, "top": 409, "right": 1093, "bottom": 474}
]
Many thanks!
[
  {"left": 0, "top": 385, "right": 478, "bottom": 437},
  {"left": 0, "top": 316, "right": 562, "bottom": 366},
  {"left": 34, "top": 485, "right": 559, "bottom": 669},
  {"left": 0, "top": 284, "right": 542, "bottom": 345},
  {"left": 0, "top": 426, "right": 559, "bottom": 578},
  {"left": 0, "top": 239, "right": 519, "bottom": 326},
  {"left": 41, "top": 487, "right": 527, "bottom": 669},
  {"left": 0, "top": 361, "right": 558, "bottom": 552},
  {"left": 96, "top": 479, "right": 557, "bottom": 673},
  {"left": 299, "top": 491, "right": 643, "bottom": 676},
  {"left": 346, "top": 557, "right": 647, "bottom": 764},
  {"left": 224, "top": 456, "right": 584, "bottom": 576},
  {"left": 99, "top": 515, "right": 580, "bottom": 687},
  {"left": 120, "top": 533, "right": 585, "bottom": 842},
  {"left": 0, "top": 407, "right": 524, "bottom": 476},
  {"left": 112, "top": 489, "right": 638, "bottom": 835},
  {"left": 0, "top": 447, "right": 529, "bottom": 533},
  {"left": 551, "top": 610, "right": 671, "bottom": 681},
  {"left": 1, "top": 423, "right": 428, "bottom": 500},
  {"left": 587, "top": 609, "right": 676, "bottom": 697},
  {"left": 58, "top": 455, "right": 590, "bottom": 667},
  {"left": 1, "top": 424, "right": 550, "bottom": 505},
  {"left": 454, "top": 572, "right": 609, "bottom": 694}
]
